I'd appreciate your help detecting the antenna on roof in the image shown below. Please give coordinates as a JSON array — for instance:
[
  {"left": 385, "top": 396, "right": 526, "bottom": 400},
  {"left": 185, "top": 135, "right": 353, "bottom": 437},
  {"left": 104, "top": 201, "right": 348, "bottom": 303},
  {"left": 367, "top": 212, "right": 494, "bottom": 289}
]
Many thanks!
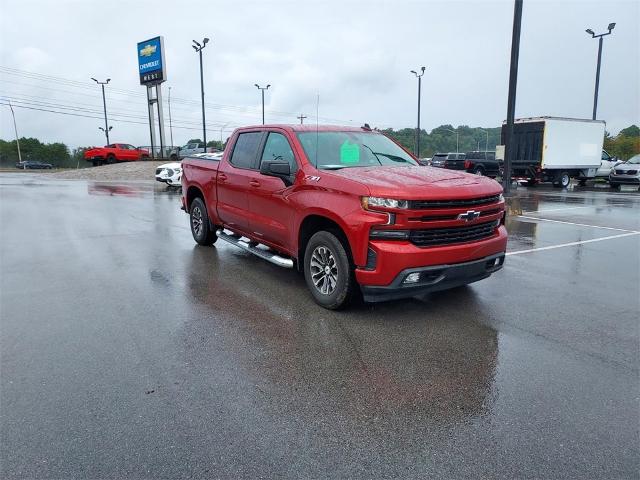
[{"left": 315, "top": 92, "right": 320, "bottom": 168}]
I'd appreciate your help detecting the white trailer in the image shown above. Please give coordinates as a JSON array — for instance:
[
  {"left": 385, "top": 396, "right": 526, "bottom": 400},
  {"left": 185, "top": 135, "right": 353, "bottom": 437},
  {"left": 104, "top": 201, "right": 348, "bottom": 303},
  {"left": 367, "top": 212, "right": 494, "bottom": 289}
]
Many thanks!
[{"left": 498, "top": 117, "right": 605, "bottom": 187}]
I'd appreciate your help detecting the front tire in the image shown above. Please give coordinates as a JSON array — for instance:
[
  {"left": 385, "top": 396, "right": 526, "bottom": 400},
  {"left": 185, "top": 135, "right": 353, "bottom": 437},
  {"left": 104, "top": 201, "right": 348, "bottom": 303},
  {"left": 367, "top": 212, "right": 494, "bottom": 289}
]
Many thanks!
[
  {"left": 189, "top": 197, "right": 217, "bottom": 246},
  {"left": 106, "top": 155, "right": 116, "bottom": 164},
  {"left": 304, "top": 231, "right": 356, "bottom": 310},
  {"left": 473, "top": 166, "right": 485, "bottom": 176}
]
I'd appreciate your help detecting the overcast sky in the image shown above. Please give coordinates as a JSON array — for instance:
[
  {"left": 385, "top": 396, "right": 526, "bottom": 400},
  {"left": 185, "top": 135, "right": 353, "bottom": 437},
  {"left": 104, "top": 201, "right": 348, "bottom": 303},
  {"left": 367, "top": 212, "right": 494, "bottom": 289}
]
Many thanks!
[{"left": 0, "top": 0, "right": 638, "bottom": 149}]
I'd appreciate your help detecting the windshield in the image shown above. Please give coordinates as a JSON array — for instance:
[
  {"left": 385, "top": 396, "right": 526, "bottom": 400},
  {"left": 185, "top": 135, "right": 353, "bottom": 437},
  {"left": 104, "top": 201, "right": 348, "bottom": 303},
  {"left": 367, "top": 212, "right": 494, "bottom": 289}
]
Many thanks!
[
  {"left": 296, "top": 131, "right": 417, "bottom": 170},
  {"left": 627, "top": 155, "right": 640, "bottom": 164}
]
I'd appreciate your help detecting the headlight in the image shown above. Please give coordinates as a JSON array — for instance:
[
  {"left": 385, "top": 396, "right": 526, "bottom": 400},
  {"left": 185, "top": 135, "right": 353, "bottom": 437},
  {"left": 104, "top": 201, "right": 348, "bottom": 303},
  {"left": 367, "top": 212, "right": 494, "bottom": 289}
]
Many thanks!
[
  {"left": 362, "top": 197, "right": 409, "bottom": 210},
  {"left": 498, "top": 193, "right": 504, "bottom": 202}
]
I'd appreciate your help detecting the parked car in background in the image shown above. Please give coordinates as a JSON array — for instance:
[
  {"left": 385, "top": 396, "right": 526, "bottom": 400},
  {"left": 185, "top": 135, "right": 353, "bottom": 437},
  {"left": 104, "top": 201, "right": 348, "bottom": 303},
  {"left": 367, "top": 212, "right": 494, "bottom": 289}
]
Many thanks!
[
  {"left": 416, "top": 157, "right": 432, "bottom": 166},
  {"left": 155, "top": 162, "right": 182, "bottom": 187},
  {"left": 170, "top": 142, "right": 218, "bottom": 160},
  {"left": 84, "top": 144, "right": 150, "bottom": 166},
  {"left": 430, "top": 152, "right": 465, "bottom": 168},
  {"left": 447, "top": 151, "right": 500, "bottom": 178},
  {"left": 609, "top": 154, "right": 640, "bottom": 189},
  {"left": 578, "top": 149, "right": 621, "bottom": 185},
  {"left": 15, "top": 160, "right": 53, "bottom": 169}
]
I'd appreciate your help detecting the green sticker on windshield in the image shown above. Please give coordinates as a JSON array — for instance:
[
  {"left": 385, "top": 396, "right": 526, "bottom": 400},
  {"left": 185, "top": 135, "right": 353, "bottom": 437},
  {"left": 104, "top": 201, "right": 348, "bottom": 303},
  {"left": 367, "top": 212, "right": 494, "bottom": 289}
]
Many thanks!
[{"left": 340, "top": 140, "right": 360, "bottom": 164}]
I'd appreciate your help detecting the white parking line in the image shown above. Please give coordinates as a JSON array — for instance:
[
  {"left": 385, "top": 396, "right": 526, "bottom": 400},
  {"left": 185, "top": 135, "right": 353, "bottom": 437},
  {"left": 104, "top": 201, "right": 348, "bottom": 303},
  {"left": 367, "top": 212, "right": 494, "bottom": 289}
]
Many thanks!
[
  {"left": 517, "top": 215, "right": 639, "bottom": 233},
  {"left": 522, "top": 206, "right": 593, "bottom": 214},
  {"left": 506, "top": 232, "right": 640, "bottom": 256}
]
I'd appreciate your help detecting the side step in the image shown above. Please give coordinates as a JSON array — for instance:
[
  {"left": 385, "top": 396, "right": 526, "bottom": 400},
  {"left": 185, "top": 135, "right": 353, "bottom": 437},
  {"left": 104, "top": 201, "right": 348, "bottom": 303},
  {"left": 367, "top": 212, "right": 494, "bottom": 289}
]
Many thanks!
[{"left": 216, "top": 230, "right": 294, "bottom": 268}]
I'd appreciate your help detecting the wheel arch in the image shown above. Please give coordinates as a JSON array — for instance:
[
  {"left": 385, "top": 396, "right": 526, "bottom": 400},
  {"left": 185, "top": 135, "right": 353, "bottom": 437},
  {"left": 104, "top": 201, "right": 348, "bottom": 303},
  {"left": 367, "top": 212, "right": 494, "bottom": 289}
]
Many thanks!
[{"left": 297, "top": 213, "right": 354, "bottom": 272}]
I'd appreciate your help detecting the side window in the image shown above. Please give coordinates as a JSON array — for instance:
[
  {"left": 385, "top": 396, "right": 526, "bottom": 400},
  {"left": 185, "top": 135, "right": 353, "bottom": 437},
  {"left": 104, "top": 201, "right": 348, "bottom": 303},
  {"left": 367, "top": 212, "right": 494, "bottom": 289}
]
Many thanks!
[
  {"left": 230, "top": 132, "right": 263, "bottom": 169},
  {"left": 602, "top": 151, "right": 610, "bottom": 161},
  {"left": 260, "top": 133, "right": 297, "bottom": 172}
]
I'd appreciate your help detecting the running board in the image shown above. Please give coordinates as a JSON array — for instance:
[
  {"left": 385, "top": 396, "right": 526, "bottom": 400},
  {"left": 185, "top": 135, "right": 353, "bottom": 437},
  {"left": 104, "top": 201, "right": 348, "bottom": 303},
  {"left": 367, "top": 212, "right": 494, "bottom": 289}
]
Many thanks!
[{"left": 216, "top": 230, "right": 294, "bottom": 268}]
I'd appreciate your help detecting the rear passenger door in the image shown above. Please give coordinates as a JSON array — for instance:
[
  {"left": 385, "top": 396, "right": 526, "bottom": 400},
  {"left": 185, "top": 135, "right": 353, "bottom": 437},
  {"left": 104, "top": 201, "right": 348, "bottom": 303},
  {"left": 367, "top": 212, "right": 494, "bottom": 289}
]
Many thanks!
[{"left": 217, "top": 131, "right": 265, "bottom": 232}]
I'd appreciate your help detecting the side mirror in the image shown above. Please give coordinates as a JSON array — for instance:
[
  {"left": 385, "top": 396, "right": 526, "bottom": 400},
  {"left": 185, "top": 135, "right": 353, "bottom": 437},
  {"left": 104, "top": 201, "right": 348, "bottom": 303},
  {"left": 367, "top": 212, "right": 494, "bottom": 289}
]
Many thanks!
[{"left": 260, "top": 160, "right": 292, "bottom": 184}]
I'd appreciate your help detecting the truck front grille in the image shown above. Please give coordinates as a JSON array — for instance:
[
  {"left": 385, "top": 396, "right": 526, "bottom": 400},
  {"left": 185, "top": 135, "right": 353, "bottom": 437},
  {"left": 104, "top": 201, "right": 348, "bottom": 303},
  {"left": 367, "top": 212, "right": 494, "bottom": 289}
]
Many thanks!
[
  {"left": 409, "top": 194, "right": 500, "bottom": 209},
  {"left": 409, "top": 221, "right": 498, "bottom": 247}
]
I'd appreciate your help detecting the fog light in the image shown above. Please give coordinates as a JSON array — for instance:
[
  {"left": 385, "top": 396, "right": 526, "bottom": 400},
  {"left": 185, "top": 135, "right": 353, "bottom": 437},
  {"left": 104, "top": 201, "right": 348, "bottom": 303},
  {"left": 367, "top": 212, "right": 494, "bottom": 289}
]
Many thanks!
[{"left": 404, "top": 272, "right": 421, "bottom": 284}]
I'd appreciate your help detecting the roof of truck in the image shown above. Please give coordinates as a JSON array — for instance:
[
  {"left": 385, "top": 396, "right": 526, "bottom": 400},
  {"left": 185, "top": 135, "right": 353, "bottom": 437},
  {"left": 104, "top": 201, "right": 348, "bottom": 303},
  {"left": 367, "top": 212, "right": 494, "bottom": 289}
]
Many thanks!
[{"left": 234, "top": 124, "right": 381, "bottom": 133}]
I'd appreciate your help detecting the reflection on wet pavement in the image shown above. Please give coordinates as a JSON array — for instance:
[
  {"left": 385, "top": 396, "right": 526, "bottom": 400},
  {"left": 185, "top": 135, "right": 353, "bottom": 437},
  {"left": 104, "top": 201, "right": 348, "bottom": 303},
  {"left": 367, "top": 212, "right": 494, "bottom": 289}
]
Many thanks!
[{"left": 1, "top": 175, "right": 638, "bottom": 479}]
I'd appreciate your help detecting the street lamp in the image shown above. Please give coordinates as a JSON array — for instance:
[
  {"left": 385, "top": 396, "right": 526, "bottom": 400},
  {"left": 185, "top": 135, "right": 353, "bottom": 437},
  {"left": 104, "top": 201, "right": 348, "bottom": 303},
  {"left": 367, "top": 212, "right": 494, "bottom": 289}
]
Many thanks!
[
  {"left": 410, "top": 66, "right": 426, "bottom": 157},
  {"left": 91, "top": 77, "right": 111, "bottom": 144},
  {"left": 477, "top": 127, "right": 489, "bottom": 157},
  {"left": 192, "top": 37, "right": 210, "bottom": 147},
  {"left": 585, "top": 23, "right": 615, "bottom": 120},
  {"left": 168, "top": 86, "right": 174, "bottom": 149},
  {"left": 7, "top": 101, "right": 22, "bottom": 162},
  {"left": 98, "top": 125, "right": 113, "bottom": 142},
  {"left": 442, "top": 127, "right": 459, "bottom": 153},
  {"left": 255, "top": 84, "right": 270, "bottom": 125}
]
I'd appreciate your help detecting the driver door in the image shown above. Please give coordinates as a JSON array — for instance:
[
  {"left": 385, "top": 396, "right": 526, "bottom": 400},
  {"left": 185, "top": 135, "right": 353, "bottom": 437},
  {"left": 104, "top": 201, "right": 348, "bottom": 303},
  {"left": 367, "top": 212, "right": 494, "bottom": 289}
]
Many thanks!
[{"left": 245, "top": 130, "right": 299, "bottom": 251}]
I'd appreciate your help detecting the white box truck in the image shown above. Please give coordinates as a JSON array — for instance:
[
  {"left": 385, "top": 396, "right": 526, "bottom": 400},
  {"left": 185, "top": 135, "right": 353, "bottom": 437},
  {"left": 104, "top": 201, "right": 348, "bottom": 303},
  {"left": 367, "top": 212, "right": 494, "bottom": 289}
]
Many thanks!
[{"left": 497, "top": 117, "right": 605, "bottom": 187}]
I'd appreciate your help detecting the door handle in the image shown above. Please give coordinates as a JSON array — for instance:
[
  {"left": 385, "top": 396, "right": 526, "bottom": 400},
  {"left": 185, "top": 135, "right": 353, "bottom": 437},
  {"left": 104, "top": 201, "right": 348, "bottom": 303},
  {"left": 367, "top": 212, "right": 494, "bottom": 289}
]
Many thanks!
[
  {"left": 249, "top": 180, "right": 261, "bottom": 187},
  {"left": 218, "top": 173, "right": 227, "bottom": 182}
]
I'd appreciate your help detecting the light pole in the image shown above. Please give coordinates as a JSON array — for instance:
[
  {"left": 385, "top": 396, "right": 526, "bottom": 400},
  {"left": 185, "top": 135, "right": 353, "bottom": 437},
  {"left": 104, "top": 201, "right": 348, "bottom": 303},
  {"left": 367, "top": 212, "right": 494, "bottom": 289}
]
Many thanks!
[
  {"left": 585, "top": 23, "right": 615, "bottom": 120},
  {"left": 255, "top": 84, "right": 270, "bottom": 124},
  {"left": 7, "top": 101, "right": 21, "bottom": 162},
  {"left": 192, "top": 37, "right": 210, "bottom": 147},
  {"left": 91, "top": 77, "right": 111, "bottom": 144},
  {"left": 410, "top": 66, "right": 426, "bottom": 157},
  {"left": 503, "top": 0, "right": 523, "bottom": 195},
  {"left": 477, "top": 127, "right": 489, "bottom": 156},
  {"left": 168, "top": 86, "right": 174, "bottom": 149},
  {"left": 98, "top": 125, "right": 113, "bottom": 142},
  {"left": 442, "top": 128, "right": 459, "bottom": 153},
  {"left": 297, "top": 114, "right": 307, "bottom": 124}
]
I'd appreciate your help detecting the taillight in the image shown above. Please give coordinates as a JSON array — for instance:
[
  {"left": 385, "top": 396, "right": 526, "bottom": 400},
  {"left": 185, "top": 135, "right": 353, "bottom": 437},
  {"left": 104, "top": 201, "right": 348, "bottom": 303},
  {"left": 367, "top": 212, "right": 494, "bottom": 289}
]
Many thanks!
[{"left": 464, "top": 160, "right": 472, "bottom": 169}]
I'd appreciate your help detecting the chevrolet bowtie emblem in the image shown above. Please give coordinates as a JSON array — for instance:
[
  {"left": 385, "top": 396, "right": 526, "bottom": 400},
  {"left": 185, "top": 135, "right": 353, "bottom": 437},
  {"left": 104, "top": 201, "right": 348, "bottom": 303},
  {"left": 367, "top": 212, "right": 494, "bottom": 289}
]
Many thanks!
[
  {"left": 457, "top": 210, "right": 481, "bottom": 222},
  {"left": 140, "top": 44, "right": 157, "bottom": 57}
]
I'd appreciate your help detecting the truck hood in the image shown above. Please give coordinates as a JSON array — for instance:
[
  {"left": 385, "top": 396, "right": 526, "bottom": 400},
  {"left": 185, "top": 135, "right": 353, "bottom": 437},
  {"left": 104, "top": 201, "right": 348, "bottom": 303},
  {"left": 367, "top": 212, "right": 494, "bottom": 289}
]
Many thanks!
[{"left": 329, "top": 165, "right": 502, "bottom": 199}]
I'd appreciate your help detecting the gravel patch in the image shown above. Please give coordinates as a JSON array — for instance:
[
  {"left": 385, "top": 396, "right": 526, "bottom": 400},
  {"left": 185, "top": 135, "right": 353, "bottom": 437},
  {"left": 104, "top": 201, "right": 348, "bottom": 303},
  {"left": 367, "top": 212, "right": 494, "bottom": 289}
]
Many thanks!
[{"left": 49, "top": 161, "right": 169, "bottom": 181}]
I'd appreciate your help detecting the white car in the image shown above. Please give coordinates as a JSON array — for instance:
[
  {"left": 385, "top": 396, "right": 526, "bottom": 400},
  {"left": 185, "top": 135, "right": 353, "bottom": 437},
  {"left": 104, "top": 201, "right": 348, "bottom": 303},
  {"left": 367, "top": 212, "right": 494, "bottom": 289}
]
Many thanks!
[{"left": 155, "top": 162, "right": 182, "bottom": 187}]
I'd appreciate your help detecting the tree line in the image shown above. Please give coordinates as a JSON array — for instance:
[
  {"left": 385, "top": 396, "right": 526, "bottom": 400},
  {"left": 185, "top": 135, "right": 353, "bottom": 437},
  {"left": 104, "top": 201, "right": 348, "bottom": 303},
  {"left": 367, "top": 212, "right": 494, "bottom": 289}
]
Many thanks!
[{"left": 1, "top": 125, "right": 637, "bottom": 169}]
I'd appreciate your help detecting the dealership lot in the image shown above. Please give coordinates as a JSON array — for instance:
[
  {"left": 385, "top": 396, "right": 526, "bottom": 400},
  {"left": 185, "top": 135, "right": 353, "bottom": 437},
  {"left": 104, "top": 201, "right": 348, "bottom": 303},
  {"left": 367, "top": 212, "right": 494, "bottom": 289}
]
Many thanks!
[{"left": 1, "top": 175, "right": 638, "bottom": 478}]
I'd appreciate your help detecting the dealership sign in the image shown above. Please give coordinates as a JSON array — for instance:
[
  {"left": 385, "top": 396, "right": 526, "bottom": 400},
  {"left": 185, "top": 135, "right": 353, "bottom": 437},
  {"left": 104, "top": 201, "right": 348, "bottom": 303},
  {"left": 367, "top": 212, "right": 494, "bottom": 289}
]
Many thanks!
[{"left": 137, "top": 36, "right": 166, "bottom": 85}]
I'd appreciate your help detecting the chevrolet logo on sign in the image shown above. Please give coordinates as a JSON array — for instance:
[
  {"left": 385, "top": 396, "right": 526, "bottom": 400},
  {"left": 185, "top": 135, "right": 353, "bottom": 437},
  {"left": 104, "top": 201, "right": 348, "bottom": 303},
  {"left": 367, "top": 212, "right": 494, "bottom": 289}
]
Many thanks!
[
  {"left": 140, "top": 44, "right": 157, "bottom": 57},
  {"left": 457, "top": 210, "right": 481, "bottom": 222}
]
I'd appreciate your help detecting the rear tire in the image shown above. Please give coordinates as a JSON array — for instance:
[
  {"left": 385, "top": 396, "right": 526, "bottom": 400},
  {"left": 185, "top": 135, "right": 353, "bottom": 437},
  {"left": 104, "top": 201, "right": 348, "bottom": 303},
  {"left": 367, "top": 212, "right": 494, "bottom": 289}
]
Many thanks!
[
  {"left": 189, "top": 197, "right": 217, "bottom": 246},
  {"left": 473, "top": 166, "right": 485, "bottom": 176},
  {"left": 553, "top": 171, "right": 570, "bottom": 188},
  {"left": 304, "top": 231, "right": 356, "bottom": 310}
]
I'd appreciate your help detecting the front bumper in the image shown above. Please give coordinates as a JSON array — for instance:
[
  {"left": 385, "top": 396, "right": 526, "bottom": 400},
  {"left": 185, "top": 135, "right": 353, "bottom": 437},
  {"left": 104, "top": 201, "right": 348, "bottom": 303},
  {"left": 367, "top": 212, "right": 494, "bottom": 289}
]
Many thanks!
[
  {"left": 609, "top": 175, "right": 640, "bottom": 185},
  {"left": 155, "top": 174, "right": 181, "bottom": 186},
  {"left": 360, "top": 252, "right": 505, "bottom": 302}
]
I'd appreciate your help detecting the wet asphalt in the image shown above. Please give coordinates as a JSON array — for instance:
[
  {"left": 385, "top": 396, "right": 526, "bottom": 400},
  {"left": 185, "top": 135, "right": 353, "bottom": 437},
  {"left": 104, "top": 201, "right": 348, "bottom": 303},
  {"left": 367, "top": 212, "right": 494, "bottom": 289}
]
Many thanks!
[{"left": 1, "top": 175, "right": 638, "bottom": 479}]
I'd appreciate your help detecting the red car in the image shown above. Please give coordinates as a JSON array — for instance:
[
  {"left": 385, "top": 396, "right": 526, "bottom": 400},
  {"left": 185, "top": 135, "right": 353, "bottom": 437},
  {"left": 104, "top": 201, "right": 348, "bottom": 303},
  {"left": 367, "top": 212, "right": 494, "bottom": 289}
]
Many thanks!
[
  {"left": 181, "top": 125, "right": 507, "bottom": 309},
  {"left": 84, "top": 143, "right": 150, "bottom": 166}
]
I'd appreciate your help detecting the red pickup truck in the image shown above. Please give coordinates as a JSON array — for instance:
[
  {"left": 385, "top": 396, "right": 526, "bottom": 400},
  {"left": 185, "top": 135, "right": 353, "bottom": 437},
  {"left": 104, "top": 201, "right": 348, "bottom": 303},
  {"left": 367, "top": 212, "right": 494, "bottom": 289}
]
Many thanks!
[
  {"left": 84, "top": 143, "right": 150, "bottom": 166},
  {"left": 181, "top": 125, "right": 507, "bottom": 309}
]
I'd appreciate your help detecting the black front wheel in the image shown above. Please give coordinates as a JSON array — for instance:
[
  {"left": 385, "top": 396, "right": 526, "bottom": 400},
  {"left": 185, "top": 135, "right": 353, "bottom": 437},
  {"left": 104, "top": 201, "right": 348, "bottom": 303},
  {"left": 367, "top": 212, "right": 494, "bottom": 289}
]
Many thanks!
[
  {"left": 304, "top": 231, "right": 356, "bottom": 310},
  {"left": 189, "top": 197, "right": 217, "bottom": 246}
]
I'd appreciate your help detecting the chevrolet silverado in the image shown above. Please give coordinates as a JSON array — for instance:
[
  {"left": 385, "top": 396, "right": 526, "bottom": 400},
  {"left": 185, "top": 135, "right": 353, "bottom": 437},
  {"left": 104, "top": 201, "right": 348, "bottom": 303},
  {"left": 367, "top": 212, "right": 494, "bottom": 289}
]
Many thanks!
[{"left": 181, "top": 125, "right": 507, "bottom": 309}]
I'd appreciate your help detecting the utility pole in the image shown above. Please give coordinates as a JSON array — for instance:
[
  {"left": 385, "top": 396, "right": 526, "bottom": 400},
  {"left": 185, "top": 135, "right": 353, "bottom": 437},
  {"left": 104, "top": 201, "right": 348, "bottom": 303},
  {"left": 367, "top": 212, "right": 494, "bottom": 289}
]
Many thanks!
[
  {"left": 585, "top": 23, "right": 615, "bottom": 120},
  {"left": 192, "top": 37, "right": 210, "bottom": 147},
  {"left": 503, "top": 0, "right": 523, "bottom": 195},
  {"left": 7, "top": 101, "right": 21, "bottom": 162},
  {"left": 255, "top": 84, "right": 270, "bottom": 124},
  {"left": 168, "top": 86, "right": 174, "bottom": 149},
  {"left": 410, "top": 66, "right": 426, "bottom": 157},
  {"left": 91, "top": 77, "right": 111, "bottom": 144},
  {"left": 297, "top": 114, "right": 307, "bottom": 124}
]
